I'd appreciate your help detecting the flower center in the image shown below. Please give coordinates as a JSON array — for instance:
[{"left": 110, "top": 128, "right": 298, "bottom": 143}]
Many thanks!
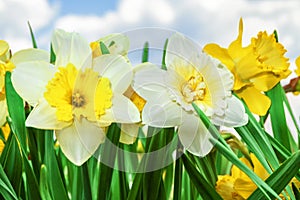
[
  {"left": 72, "top": 91, "right": 85, "bottom": 108},
  {"left": 44, "top": 63, "right": 113, "bottom": 122},
  {"left": 181, "top": 75, "right": 206, "bottom": 103}
]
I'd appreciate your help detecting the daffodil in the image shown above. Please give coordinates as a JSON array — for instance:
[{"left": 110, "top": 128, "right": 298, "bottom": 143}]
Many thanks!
[
  {"left": 0, "top": 123, "right": 10, "bottom": 154},
  {"left": 11, "top": 29, "right": 140, "bottom": 165},
  {"left": 204, "top": 18, "right": 291, "bottom": 116},
  {"left": 216, "top": 153, "right": 268, "bottom": 199},
  {"left": 0, "top": 40, "right": 13, "bottom": 126},
  {"left": 133, "top": 33, "right": 248, "bottom": 156}
]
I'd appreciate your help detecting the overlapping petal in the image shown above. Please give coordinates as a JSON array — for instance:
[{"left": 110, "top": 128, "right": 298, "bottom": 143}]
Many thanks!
[
  {"left": 55, "top": 118, "right": 106, "bottom": 166},
  {"left": 11, "top": 60, "right": 56, "bottom": 106}
]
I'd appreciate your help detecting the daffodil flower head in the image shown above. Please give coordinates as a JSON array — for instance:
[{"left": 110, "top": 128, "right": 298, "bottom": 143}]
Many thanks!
[
  {"left": 90, "top": 33, "right": 130, "bottom": 58},
  {"left": 11, "top": 29, "right": 140, "bottom": 165},
  {"left": 133, "top": 33, "right": 248, "bottom": 157},
  {"left": 216, "top": 153, "right": 269, "bottom": 199},
  {"left": 204, "top": 18, "right": 291, "bottom": 116}
]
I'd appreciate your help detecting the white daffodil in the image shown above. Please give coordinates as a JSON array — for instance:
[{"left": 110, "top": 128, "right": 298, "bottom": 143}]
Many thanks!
[
  {"left": 133, "top": 33, "right": 248, "bottom": 157},
  {"left": 11, "top": 29, "right": 140, "bottom": 165}
]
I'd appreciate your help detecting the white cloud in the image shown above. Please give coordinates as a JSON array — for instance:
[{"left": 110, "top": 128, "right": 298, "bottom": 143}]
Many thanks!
[{"left": 0, "top": 0, "right": 59, "bottom": 52}]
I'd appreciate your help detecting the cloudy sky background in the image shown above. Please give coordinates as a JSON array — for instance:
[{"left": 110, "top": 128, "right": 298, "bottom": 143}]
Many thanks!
[{"left": 1, "top": 0, "right": 300, "bottom": 137}]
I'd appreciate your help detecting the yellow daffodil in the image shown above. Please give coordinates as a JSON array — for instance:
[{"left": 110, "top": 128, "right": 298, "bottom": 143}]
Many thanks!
[
  {"left": 295, "top": 56, "right": 300, "bottom": 76},
  {"left": 11, "top": 29, "right": 140, "bottom": 165},
  {"left": 204, "top": 18, "right": 291, "bottom": 116},
  {"left": 216, "top": 153, "right": 297, "bottom": 199},
  {"left": 216, "top": 153, "right": 268, "bottom": 199},
  {"left": 0, "top": 123, "right": 10, "bottom": 154},
  {"left": 133, "top": 33, "right": 248, "bottom": 156},
  {"left": 0, "top": 40, "right": 14, "bottom": 126}
]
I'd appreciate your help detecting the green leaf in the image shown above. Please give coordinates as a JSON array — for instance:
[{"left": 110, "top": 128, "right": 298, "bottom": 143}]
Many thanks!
[
  {"left": 0, "top": 164, "right": 18, "bottom": 200},
  {"left": 173, "top": 152, "right": 183, "bottom": 200},
  {"left": 266, "top": 83, "right": 291, "bottom": 150},
  {"left": 43, "top": 130, "right": 68, "bottom": 200},
  {"left": 39, "top": 165, "right": 52, "bottom": 200},
  {"left": 50, "top": 44, "right": 56, "bottom": 64},
  {"left": 97, "top": 123, "right": 120, "bottom": 200},
  {"left": 27, "top": 21, "right": 38, "bottom": 48},
  {"left": 0, "top": 129, "right": 23, "bottom": 196},
  {"left": 181, "top": 153, "right": 222, "bottom": 200},
  {"left": 248, "top": 151, "right": 300, "bottom": 199},
  {"left": 142, "top": 127, "right": 168, "bottom": 200},
  {"left": 117, "top": 143, "right": 129, "bottom": 199},
  {"left": 5, "top": 72, "right": 27, "bottom": 151},
  {"left": 161, "top": 39, "right": 168, "bottom": 70},
  {"left": 142, "top": 42, "right": 149, "bottom": 63},
  {"left": 100, "top": 41, "right": 110, "bottom": 55}
]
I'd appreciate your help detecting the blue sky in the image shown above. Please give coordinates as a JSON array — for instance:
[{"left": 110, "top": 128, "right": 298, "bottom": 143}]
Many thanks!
[{"left": 49, "top": 0, "right": 118, "bottom": 15}]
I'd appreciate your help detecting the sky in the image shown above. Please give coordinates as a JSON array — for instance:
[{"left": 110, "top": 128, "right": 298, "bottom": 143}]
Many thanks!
[{"left": 0, "top": 0, "right": 300, "bottom": 136}]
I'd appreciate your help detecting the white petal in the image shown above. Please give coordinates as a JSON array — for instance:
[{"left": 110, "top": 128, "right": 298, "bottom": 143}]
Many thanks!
[
  {"left": 26, "top": 98, "right": 70, "bottom": 129},
  {"left": 52, "top": 29, "right": 92, "bottom": 69},
  {"left": 142, "top": 93, "right": 183, "bottom": 128},
  {"left": 99, "top": 94, "right": 140, "bottom": 124},
  {"left": 133, "top": 62, "right": 169, "bottom": 100},
  {"left": 119, "top": 123, "right": 139, "bottom": 144},
  {"left": 11, "top": 48, "right": 49, "bottom": 65},
  {"left": 11, "top": 61, "right": 55, "bottom": 106},
  {"left": 178, "top": 112, "right": 214, "bottom": 157},
  {"left": 166, "top": 33, "right": 202, "bottom": 70},
  {"left": 212, "top": 96, "right": 248, "bottom": 127},
  {"left": 56, "top": 118, "right": 105, "bottom": 166},
  {"left": 93, "top": 54, "right": 132, "bottom": 94}
]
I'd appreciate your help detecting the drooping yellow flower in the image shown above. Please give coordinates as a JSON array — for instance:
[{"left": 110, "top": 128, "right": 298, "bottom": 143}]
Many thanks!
[
  {"left": 11, "top": 29, "right": 140, "bottom": 165},
  {"left": 216, "top": 153, "right": 269, "bottom": 199},
  {"left": 133, "top": 33, "right": 248, "bottom": 156},
  {"left": 204, "top": 18, "right": 291, "bottom": 116}
]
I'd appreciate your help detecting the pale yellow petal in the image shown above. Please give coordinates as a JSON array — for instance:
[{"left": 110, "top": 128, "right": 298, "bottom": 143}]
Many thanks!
[
  {"left": 56, "top": 118, "right": 105, "bottom": 166},
  {"left": 26, "top": 98, "right": 71, "bottom": 130}
]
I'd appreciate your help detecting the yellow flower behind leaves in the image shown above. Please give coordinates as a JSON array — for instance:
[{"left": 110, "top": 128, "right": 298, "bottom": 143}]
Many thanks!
[
  {"left": 204, "top": 18, "right": 291, "bottom": 116},
  {"left": 0, "top": 123, "right": 10, "bottom": 154},
  {"left": 216, "top": 154, "right": 269, "bottom": 199}
]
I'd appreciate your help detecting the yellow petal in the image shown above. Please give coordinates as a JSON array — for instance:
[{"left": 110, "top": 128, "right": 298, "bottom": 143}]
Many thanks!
[
  {"left": 216, "top": 175, "right": 244, "bottom": 200},
  {"left": 295, "top": 56, "right": 300, "bottom": 76},
  {"left": 203, "top": 43, "right": 235, "bottom": 71},
  {"left": 251, "top": 153, "right": 269, "bottom": 181},
  {"left": 237, "top": 86, "right": 271, "bottom": 116},
  {"left": 251, "top": 72, "right": 281, "bottom": 91},
  {"left": 234, "top": 178, "right": 256, "bottom": 199}
]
